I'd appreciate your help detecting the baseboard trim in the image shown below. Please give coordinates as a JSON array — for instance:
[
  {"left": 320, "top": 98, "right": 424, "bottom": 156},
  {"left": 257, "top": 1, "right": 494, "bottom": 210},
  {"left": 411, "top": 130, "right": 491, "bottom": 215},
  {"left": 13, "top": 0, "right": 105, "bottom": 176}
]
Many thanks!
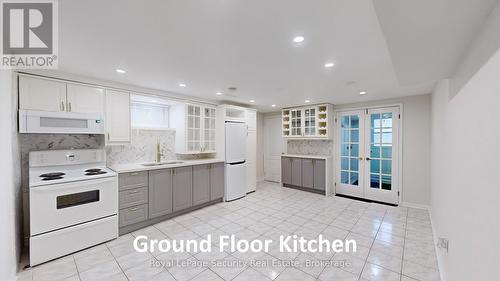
[{"left": 400, "top": 201, "right": 431, "bottom": 210}]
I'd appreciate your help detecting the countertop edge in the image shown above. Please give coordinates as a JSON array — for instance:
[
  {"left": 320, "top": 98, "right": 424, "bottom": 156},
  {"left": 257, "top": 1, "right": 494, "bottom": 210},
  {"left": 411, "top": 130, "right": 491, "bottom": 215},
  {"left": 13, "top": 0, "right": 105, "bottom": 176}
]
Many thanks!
[
  {"left": 110, "top": 159, "right": 225, "bottom": 173},
  {"left": 281, "top": 154, "right": 332, "bottom": 160}
]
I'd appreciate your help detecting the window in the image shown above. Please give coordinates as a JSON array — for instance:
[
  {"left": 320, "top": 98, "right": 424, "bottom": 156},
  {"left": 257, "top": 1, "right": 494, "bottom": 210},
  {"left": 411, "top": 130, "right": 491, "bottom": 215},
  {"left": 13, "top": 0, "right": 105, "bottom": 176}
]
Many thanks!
[{"left": 131, "top": 101, "right": 169, "bottom": 129}]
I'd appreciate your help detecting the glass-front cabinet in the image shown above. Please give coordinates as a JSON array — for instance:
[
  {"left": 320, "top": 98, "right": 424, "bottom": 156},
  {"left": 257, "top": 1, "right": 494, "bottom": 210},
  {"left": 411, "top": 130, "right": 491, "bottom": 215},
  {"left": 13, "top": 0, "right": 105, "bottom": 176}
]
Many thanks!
[
  {"left": 282, "top": 104, "right": 333, "bottom": 139},
  {"left": 172, "top": 103, "right": 216, "bottom": 154}
]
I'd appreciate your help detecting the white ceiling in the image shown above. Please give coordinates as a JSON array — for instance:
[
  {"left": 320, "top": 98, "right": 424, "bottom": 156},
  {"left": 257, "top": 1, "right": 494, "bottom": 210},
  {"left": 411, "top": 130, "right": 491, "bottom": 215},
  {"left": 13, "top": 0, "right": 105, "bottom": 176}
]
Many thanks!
[{"left": 58, "top": 0, "right": 497, "bottom": 111}]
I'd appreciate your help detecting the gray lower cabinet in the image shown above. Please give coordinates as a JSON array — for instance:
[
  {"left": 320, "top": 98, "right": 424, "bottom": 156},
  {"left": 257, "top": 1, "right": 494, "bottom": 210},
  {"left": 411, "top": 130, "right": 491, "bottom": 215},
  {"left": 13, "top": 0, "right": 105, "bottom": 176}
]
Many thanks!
[
  {"left": 120, "top": 204, "right": 148, "bottom": 227},
  {"left": 148, "top": 169, "right": 173, "bottom": 219},
  {"left": 291, "top": 158, "right": 302, "bottom": 186},
  {"left": 118, "top": 171, "right": 148, "bottom": 191},
  {"left": 210, "top": 163, "right": 225, "bottom": 200},
  {"left": 173, "top": 166, "right": 193, "bottom": 212},
  {"left": 119, "top": 161, "right": 225, "bottom": 233},
  {"left": 302, "top": 159, "right": 314, "bottom": 188},
  {"left": 281, "top": 157, "right": 292, "bottom": 185},
  {"left": 193, "top": 165, "right": 210, "bottom": 205},
  {"left": 313, "top": 159, "right": 326, "bottom": 191},
  {"left": 282, "top": 156, "right": 327, "bottom": 194}
]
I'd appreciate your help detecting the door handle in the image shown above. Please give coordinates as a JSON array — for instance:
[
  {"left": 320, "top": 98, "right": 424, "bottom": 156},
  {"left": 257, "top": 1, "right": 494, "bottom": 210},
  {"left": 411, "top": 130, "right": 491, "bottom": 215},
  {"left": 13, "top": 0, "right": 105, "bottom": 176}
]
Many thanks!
[
  {"left": 359, "top": 157, "right": 364, "bottom": 161},
  {"left": 366, "top": 157, "right": 371, "bottom": 161},
  {"left": 61, "top": 101, "right": 65, "bottom": 111}
]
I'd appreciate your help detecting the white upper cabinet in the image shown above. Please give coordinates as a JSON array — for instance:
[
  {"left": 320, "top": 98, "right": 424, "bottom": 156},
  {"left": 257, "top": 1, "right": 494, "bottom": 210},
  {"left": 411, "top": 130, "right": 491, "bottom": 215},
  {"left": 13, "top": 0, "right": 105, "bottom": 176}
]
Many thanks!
[
  {"left": 105, "top": 90, "right": 130, "bottom": 145},
  {"left": 282, "top": 104, "right": 333, "bottom": 139},
  {"left": 171, "top": 103, "right": 216, "bottom": 154},
  {"left": 19, "top": 76, "right": 67, "bottom": 112},
  {"left": 19, "top": 76, "right": 105, "bottom": 116},
  {"left": 66, "top": 84, "right": 104, "bottom": 115}
]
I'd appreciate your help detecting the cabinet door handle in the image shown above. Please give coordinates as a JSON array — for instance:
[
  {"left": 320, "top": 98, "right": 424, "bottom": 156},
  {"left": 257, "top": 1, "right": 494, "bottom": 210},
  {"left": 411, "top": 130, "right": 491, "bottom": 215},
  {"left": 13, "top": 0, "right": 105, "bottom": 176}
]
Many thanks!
[
  {"left": 129, "top": 207, "right": 139, "bottom": 212},
  {"left": 130, "top": 172, "right": 139, "bottom": 176},
  {"left": 107, "top": 133, "right": 110, "bottom": 141},
  {"left": 61, "top": 101, "right": 65, "bottom": 111},
  {"left": 129, "top": 190, "right": 140, "bottom": 194},
  {"left": 68, "top": 102, "right": 72, "bottom": 112}
]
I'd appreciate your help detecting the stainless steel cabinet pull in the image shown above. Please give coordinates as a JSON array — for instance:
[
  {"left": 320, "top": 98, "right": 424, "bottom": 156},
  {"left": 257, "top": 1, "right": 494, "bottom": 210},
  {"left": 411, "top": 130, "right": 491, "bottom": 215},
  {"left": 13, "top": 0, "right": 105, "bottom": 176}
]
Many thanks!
[
  {"left": 129, "top": 190, "right": 140, "bottom": 194},
  {"left": 61, "top": 101, "right": 65, "bottom": 111},
  {"left": 68, "top": 102, "right": 72, "bottom": 112},
  {"left": 129, "top": 207, "right": 139, "bottom": 211}
]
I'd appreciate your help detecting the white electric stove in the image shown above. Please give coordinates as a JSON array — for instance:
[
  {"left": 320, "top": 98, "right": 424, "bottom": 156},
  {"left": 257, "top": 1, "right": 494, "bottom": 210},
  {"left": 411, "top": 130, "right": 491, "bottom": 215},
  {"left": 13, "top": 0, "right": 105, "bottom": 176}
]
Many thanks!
[{"left": 29, "top": 149, "right": 118, "bottom": 266}]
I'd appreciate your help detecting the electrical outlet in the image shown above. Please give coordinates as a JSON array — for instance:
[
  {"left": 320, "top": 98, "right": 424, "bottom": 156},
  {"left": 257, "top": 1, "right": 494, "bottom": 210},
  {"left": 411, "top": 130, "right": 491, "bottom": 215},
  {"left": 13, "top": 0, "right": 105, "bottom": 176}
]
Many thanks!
[{"left": 437, "top": 237, "right": 449, "bottom": 252}]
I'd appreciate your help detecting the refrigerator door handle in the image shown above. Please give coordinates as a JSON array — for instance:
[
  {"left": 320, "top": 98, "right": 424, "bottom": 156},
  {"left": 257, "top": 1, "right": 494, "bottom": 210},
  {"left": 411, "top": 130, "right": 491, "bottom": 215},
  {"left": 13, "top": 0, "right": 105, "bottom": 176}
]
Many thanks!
[{"left": 228, "top": 161, "right": 246, "bottom": 165}]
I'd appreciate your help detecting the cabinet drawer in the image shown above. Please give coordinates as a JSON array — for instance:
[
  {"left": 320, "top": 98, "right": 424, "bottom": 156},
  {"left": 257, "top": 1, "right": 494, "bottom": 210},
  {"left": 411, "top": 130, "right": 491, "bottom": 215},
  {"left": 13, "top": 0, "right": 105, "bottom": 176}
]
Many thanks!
[
  {"left": 119, "top": 187, "right": 148, "bottom": 209},
  {"left": 118, "top": 171, "right": 148, "bottom": 191},
  {"left": 119, "top": 204, "right": 148, "bottom": 227}
]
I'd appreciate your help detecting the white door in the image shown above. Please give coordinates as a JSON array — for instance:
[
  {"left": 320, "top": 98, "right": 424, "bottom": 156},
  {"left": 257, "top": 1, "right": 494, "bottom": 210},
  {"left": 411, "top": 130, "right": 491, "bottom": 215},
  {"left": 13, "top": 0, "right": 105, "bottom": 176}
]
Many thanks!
[
  {"left": 264, "top": 114, "right": 285, "bottom": 182},
  {"left": 66, "top": 84, "right": 105, "bottom": 115},
  {"left": 19, "top": 76, "right": 67, "bottom": 112},
  {"left": 225, "top": 122, "right": 247, "bottom": 163},
  {"left": 336, "top": 107, "right": 400, "bottom": 204},
  {"left": 105, "top": 90, "right": 130, "bottom": 144}
]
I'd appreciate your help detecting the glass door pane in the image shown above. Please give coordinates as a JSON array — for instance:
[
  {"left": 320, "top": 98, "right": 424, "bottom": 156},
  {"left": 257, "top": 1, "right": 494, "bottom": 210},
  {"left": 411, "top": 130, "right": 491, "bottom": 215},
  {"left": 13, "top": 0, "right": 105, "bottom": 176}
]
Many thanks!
[
  {"left": 304, "top": 108, "right": 316, "bottom": 136},
  {"left": 290, "top": 109, "right": 302, "bottom": 136},
  {"left": 336, "top": 110, "right": 365, "bottom": 199},
  {"left": 369, "top": 112, "right": 393, "bottom": 190}
]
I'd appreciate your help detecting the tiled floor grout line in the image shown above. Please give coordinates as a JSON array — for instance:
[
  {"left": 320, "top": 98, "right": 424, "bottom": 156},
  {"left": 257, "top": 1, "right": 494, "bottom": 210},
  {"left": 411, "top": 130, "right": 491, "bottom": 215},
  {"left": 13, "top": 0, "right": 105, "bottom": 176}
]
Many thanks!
[
  {"left": 105, "top": 242, "right": 131, "bottom": 281},
  {"left": 399, "top": 208, "right": 409, "bottom": 281}
]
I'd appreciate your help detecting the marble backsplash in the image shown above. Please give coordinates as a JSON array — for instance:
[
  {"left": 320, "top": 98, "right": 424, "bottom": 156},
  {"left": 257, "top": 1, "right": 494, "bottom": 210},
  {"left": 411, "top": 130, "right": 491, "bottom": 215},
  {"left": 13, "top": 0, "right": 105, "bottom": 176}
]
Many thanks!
[
  {"left": 106, "top": 129, "right": 176, "bottom": 166},
  {"left": 287, "top": 139, "right": 334, "bottom": 156}
]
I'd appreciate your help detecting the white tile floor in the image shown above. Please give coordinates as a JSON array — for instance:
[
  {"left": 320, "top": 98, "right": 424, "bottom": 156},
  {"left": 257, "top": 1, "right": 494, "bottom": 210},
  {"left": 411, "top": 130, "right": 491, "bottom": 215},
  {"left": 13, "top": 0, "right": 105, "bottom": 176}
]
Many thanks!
[{"left": 17, "top": 181, "right": 440, "bottom": 281}]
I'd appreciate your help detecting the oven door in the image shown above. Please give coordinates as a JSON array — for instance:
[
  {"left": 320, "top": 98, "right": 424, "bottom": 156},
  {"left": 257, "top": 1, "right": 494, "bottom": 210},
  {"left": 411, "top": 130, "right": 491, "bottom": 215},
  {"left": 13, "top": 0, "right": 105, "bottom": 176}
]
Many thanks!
[{"left": 30, "top": 177, "right": 118, "bottom": 236}]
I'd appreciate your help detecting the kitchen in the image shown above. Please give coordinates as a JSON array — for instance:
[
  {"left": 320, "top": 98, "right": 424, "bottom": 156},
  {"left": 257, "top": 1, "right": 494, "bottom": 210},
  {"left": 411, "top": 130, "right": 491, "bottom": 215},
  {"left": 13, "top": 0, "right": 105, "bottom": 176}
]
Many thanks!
[{"left": 2, "top": 1, "right": 500, "bottom": 281}]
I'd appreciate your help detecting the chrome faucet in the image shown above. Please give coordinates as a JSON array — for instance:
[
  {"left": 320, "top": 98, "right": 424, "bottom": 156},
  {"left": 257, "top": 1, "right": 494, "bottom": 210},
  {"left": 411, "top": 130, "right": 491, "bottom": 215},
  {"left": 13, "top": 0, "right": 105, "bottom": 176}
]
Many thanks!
[{"left": 156, "top": 140, "right": 164, "bottom": 163}]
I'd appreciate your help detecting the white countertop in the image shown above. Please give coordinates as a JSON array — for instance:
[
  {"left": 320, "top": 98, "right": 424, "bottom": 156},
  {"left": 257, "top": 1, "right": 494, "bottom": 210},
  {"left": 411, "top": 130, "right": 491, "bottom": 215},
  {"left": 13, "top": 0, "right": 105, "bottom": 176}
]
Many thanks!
[
  {"left": 110, "top": 158, "right": 225, "bottom": 173},
  {"left": 281, "top": 154, "right": 332, "bottom": 160}
]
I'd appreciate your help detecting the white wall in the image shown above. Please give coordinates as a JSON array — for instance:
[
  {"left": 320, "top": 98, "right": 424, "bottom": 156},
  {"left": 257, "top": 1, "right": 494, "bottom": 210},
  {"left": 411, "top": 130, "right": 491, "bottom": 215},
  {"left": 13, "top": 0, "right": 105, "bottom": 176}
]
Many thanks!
[
  {"left": 0, "top": 70, "right": 21, "bottom": 280},
  {"left": 431, "top": 50, "right": 500, "bottom": 281},
  {"left": 334, "top": 94, "right": 433, "bottom": 206}
]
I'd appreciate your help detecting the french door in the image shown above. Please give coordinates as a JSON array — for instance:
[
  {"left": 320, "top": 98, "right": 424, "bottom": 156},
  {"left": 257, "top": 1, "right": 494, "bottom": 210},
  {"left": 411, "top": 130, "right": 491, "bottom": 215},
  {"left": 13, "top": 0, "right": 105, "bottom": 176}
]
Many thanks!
[{"left": 336, "top": 107, "right": 400, "bottom": 204}]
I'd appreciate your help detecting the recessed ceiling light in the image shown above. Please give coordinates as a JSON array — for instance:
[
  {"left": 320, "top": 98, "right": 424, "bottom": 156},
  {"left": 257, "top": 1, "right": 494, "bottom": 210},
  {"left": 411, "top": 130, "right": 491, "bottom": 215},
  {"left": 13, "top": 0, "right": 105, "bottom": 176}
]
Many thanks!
[
  {"left": 271, "top": 104, "right": 276, "bottom": 107},
  {"left": 215, "top": 92, "right": 223, "bottom": 96},
  {"left": 179, "top": 83, "right": 187, "bottom": 87},
  {"left": 116, "top": 69, "right": 126, "bottom": 74},
  {"left": 305, "top": 100, "right": 311, "bottom": 103},
  {"left": 324, "top": 62, "right": 335, "bottom": 68},
  {"left": 249, "top": 100, "right": 255, "bottom": 103},
  {"left": 360, "top": 91, "right": 367, "bottom": 95},
  {"left": 293, "top": 36, "right": 305, "bottom": 43}
]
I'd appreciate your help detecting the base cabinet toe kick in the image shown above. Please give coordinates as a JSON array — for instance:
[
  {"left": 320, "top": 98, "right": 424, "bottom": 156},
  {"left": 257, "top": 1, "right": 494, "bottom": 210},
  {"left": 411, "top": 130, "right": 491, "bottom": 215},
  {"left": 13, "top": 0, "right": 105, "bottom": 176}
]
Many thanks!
[
  {"left": 117, "top": 162, "right": 225, "bottom": 234},
  {"left": 281, "top": 155, "right": 334, "bottom": 196}
]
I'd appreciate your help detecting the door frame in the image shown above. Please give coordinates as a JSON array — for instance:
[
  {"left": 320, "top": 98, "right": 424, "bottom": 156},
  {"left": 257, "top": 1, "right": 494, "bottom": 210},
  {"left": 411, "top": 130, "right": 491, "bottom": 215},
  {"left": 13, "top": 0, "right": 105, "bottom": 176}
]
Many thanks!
[{"left": 334, "top": 103, "right": 403, "bottom": 204}]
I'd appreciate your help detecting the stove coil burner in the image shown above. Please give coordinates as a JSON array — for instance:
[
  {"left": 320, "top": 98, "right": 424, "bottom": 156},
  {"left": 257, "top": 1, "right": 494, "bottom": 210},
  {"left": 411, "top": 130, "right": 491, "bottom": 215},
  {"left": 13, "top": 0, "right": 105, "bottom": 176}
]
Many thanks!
[
  {"left": 85, "top": 171, "right": 107, "bottom": 176},
  {"left": 41, "top": 176, "right": 64, "bottom": 181},
  {"left": 39, "top": 172, "right": 65, "bottom": 178},
  {"left": 84, "top": 168, "right": 102, "bottom": 173}
]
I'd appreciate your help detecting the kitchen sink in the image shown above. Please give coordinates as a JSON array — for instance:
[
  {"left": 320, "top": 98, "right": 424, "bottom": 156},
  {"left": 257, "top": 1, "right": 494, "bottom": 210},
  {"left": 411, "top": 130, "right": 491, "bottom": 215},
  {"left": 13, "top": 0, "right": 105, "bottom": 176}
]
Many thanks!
[{"left": 141, "top": 161, "right": 184, "bottom": 167}]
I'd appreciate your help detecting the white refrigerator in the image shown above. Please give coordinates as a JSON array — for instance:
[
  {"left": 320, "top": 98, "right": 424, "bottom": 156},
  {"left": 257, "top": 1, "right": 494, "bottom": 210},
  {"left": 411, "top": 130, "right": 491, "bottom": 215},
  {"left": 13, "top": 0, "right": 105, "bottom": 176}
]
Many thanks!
[{"left": 224, "top": 122, "right": 247, "bottom": 201}]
